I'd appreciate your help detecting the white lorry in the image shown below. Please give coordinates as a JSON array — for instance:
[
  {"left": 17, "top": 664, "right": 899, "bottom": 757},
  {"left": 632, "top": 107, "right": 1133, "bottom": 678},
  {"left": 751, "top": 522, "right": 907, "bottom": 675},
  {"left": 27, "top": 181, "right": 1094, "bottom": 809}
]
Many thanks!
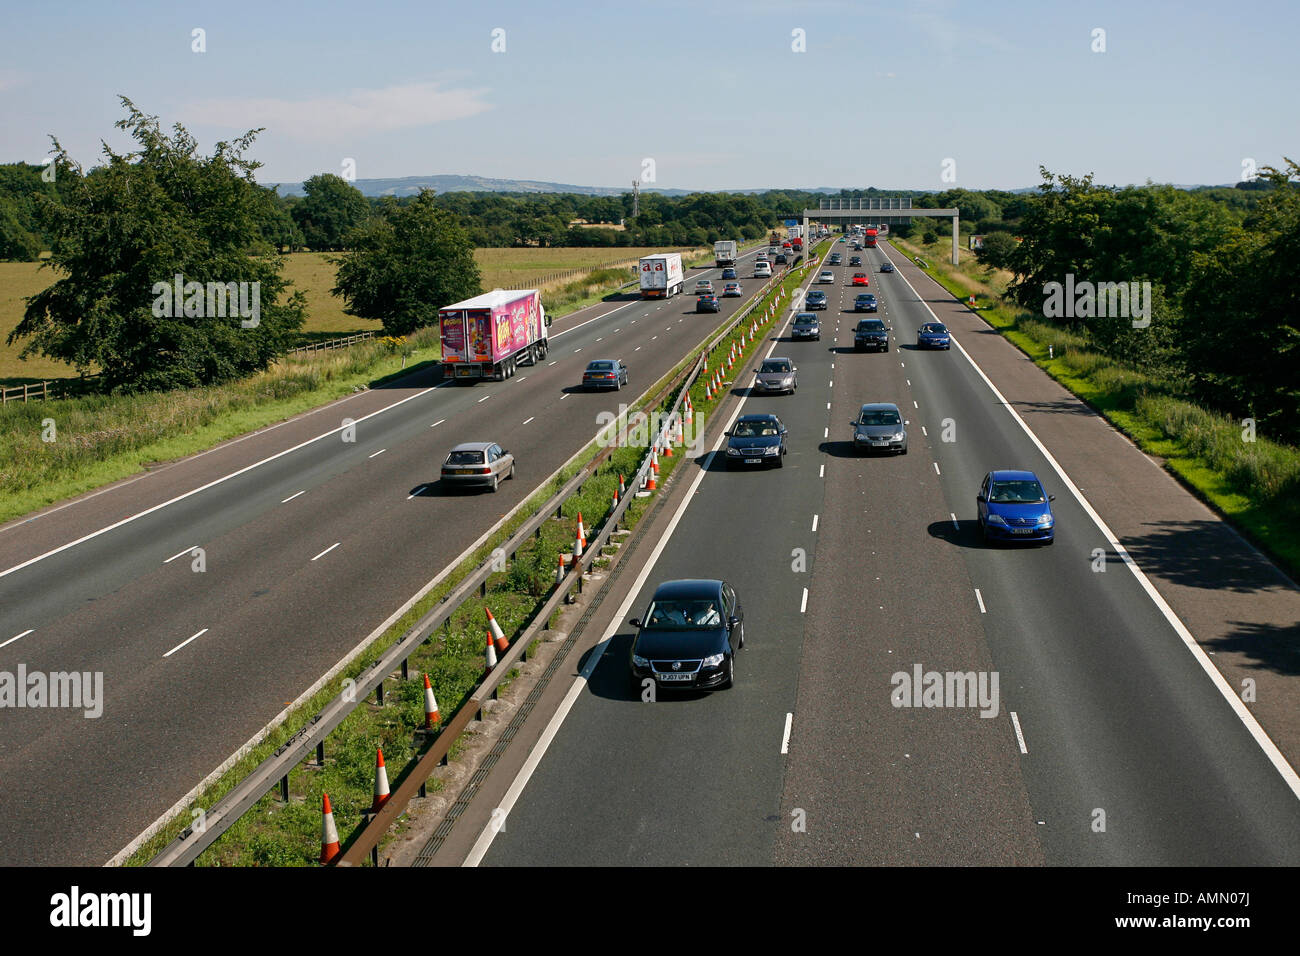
[
  {"left": 713, "top": 240, "right": 738, "bottom": 268},
  {"left": 639, "top": 253, "right": 685, "bottom": 299}
]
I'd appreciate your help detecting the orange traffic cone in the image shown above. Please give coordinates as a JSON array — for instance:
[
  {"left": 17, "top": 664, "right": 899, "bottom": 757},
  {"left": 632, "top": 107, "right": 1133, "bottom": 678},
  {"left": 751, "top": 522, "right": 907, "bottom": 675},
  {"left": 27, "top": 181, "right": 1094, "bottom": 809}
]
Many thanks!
[
  {"left": 371, "top": 748, "right": 390, "bottom": 812},
  {"left": 684, "top": 398, "right": 693, "bottom": 425},
  {"left": 664, "top": 423, "right": 674, "bottom": 456},
  {"left": 646, "top": 468, "right": 657, "bottom": 492},
  {"left": 423, "top": 673, "right": 440, "bottom": 727},
  {"left": 320, "top": 792, "right": 340, "bottom": 864},
  {"left": 486, "top": 634, "right": 498, "bottom": 670},
  {"left": 651, "top": 447, "right": 659, "bottom": 474},
  {"left": 556, "top": 553, "right": 566, "bottom": 586},
  {"left": 619, "top": 473, "right": 626, "bottom": 496},
  {"left": 576, "top": 512, "right": 586, "bottom": 551},
  {"left": 486, "top": 607, "right": 509, "bottom": 654}
]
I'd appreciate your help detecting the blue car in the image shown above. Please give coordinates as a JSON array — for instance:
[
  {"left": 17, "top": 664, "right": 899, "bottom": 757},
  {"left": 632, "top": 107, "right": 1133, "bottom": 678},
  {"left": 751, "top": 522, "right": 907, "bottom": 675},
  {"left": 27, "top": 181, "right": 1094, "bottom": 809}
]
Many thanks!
[
  {"left": 976, "top": 470, "right": 1056, "bottom": 545},
  {"left": 917, "top": 321, "right": 951, "bottom": 349}
]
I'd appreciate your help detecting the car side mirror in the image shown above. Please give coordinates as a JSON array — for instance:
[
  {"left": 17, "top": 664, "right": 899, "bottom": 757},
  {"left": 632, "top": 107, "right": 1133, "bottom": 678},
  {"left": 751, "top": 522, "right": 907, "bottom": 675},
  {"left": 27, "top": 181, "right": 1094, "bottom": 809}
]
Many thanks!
[
  {"left": 780, "top": 427, "right": 788, "bottom": 434},
  {"left": 976, "top": 494, "right": 986, "bottom": 503},
  {"left": 1048, "top": 495, "right": 1056, "bottom": 501},
  {"left": 724, "top": 430, "right": 733, "bottom": 437},
  {"left": 628, "top": 618, "right": 641, "bottom": 628},
  {"left": 727, "top": 616, "right": 740, "bottom": 629}
]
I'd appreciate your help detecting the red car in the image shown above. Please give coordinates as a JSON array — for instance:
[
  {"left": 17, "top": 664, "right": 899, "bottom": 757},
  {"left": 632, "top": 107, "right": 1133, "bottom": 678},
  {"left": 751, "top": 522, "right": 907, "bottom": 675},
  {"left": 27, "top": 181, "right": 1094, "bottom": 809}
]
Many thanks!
[{"left": 851, "top": 272, "right": 870, "bottom": 286}]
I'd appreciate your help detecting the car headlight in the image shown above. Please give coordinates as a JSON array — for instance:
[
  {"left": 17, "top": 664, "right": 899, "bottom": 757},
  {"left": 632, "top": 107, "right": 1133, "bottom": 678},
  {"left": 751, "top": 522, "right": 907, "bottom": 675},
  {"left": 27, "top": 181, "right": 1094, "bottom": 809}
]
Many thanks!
[
  {"left": 987, "top": 514, "right": 1009, "bottom": 526},
  {"left": 765, "top": 445, "right": 779, "bottom": 455},
  {"left": 632, "top": 654, "right": 649, "bottom": 667},
  {"left": 782, "top": 377, "right": 794, "bottom": 386},
  {"left": 726, "top": 447, "right": 741, "bottom": 456},
  {"left": 893, "top": 432, "right": 905, "bottom": 441},
  {"left": 702, "top": 653, "right": 725, "bottom": 667},
  {"left": 1039, "top": 514, "right": 1054, "bottom": 526}
]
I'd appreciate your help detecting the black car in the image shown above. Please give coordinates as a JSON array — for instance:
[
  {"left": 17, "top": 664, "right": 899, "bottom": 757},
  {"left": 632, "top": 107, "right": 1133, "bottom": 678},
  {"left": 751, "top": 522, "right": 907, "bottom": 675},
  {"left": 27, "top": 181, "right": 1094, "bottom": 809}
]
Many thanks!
[
  {"left": 805, "top": 289, "right": 828, "bottom": 310},
  {"left": 854, "top": 293, "right": 878, "bottom": 312},
  {"left": 724, "top": 413, "right": 787, "bottom": 468},
  {"left": 775, "top": 253, "right": 788, "bottom": 264},
  {"left": 849, "top": 255, "right": 862, "bottom": 267},
  {"left": 697, "top": 294, "right": 720, "bottom": 313},
  {"left": 880, "top": 262, "right": 895, "bottom": 273},
  {"left": 854, "top": 318, "right": 889, "bottom": 352},
  {"left": 628, "top": 579, "right": 745, "bottom": 692},
  {"left": 792, "top": 312, "right": 821, "bottom": 340}
]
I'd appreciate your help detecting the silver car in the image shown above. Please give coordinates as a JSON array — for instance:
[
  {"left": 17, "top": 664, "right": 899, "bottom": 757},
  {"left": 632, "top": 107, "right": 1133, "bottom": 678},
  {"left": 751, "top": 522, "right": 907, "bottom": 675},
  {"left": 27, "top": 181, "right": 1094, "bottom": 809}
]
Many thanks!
[
  {"left": 441, "top": 441, "right": 515, "bottom": 492},
  {"left": 851, "top": 403, "right": 908, "bottom": 455},
  {"left": 818, "top": 270, "right": 835, "bottom": 283},
  {"left": 753, "top": 357, "right": 797, "bottom": 394}
]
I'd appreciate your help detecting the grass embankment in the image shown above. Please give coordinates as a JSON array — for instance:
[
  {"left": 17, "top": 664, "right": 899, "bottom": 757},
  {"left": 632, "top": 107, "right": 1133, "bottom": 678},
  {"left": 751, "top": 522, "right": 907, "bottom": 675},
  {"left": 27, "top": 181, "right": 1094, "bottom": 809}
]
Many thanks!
[
  {"left": 892, "top": 235, "right": 1300, "bottom": 578},
  {"left": 125, "top": 244, "right": 815, "bottom": 866}
]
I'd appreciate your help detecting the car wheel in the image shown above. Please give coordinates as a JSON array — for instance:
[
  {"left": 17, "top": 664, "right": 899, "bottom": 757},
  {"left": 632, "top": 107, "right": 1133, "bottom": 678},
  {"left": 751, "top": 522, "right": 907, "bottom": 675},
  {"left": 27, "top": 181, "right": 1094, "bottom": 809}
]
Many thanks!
[
  {"left": 507, "top": 462, "right": 515, "bottom": 480},
  {"left": 721, "top": 656, "right": 735, "bottom": 690},
  {"left": 775, "top": 451, "right": 785, "bottom": 468},
  {"left": 737, "top": 623, "right": 745, "bottom": 649},
  {"left": 490, "top": 474, "right": 499, "bottom": 493}
]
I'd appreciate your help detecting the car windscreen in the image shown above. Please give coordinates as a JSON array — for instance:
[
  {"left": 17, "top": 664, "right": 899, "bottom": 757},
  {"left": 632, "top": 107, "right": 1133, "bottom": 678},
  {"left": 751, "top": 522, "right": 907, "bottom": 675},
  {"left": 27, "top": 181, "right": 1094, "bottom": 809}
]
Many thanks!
[
  {"left": 921, "top": 324, "right": 947, "bottom": 334},
  {"left": 760, "top": 361, "right": 791, "bottom": 373},
  {"left": 989, "top": 480, "right": 1045, "bottom": 504},
  {"left": 733, "top": 421, "right": 779, "bottom": 438},
  {"left": 586, "top": 361, "right": 614, "bottom": 371},
  {"left": 643, "top": 599, "right": 722, "bottom": 629},
  {"left": 858, "top": 410, "right": 901, "bottom": 426},
  {"left": 794, "top": 315, "right": 816, "bottom": 325},
  {"left": 446, "top": 450, "right": 484, "bottom": 465},
  {"left": 858, "top": 321, "right": 885, "bottom": 331}
]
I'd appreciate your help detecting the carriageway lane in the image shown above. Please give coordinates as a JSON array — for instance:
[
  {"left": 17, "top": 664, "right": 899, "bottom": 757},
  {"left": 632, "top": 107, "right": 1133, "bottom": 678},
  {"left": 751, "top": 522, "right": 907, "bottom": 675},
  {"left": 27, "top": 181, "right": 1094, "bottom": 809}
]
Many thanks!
[{"left": 0, "top": 248, "right": 782, "bottom": 865}]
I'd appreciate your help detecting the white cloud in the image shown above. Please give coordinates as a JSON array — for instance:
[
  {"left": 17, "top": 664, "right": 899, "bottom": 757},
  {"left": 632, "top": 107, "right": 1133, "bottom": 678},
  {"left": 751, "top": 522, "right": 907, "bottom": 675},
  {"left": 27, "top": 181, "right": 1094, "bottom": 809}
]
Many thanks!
[{"left": 186, "top": 81, "right": 492, "bottom": 141}]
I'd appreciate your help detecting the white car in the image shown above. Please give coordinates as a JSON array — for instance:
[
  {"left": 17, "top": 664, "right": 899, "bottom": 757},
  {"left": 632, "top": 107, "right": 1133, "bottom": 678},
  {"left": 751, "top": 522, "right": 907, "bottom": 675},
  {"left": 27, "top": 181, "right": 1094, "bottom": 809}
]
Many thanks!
[
  {"left": 754, "top": 262, "right": 773, "bottom": 278},
  {"left": 818, "top": 270, "right": 835, "bottom": 283}
]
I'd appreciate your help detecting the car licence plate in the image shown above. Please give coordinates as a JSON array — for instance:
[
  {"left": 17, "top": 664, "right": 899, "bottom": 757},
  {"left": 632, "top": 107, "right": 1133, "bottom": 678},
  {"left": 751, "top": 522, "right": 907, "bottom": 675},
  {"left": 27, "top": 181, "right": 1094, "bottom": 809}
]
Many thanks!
[
  {"left": 1012, "top": 528, "right": 1034, "bottom": 534},
  {"left": 657, "top": 673, "right": 692, "bottom": 682},
  {"left": 745, "top": 458, "right": 762, "bottom": 464},
  {"left": 872, "top": 440, "right": 889, "bottom": 446}
]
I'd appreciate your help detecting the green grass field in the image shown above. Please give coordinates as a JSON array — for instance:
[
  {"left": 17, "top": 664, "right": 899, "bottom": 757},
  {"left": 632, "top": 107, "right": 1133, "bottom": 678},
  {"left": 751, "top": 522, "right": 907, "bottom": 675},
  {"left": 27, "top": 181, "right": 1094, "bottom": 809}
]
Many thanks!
[{"left": 0, "top": 247, "right": 704, "bottom": 385}]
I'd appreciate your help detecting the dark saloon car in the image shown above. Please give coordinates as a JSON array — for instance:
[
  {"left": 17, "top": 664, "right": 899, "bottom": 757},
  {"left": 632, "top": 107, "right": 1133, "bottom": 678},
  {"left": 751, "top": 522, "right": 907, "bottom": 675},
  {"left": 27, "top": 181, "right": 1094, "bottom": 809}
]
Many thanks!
[
  {"left": 724, "top": 413, "right": 787, "bottom": 468},
  {"left": 880, "top": 261, "right": 895, "bottom": 273},
  {"left": 917, "top": 322, "right": 952, "bottom": 349},
  {"left": 976, "top": 470, "right": 1056, "bottom": 545},
  {"left": 854, "top": 317, "right": 890, "bottom": 351},
  {"left": 854, "top": 293, "right": 878, "bottom": 312},
  {"left": 851, "top": 402, "right": 907, "bottom": 454},
  {"left": 697, "top": 294, "right": 721, "bottom": 313},
  {"left": 629, "top": 579, "right": 745, "bottom": 691},
  {"left": 581, "top": 358, "right": 629, "bottom": 390},
  {"left": 792, "top": 312, "right": 821, "bottom": 340},
  {"left": 805, "top": 289, "right": 828, "bottom": 309}
]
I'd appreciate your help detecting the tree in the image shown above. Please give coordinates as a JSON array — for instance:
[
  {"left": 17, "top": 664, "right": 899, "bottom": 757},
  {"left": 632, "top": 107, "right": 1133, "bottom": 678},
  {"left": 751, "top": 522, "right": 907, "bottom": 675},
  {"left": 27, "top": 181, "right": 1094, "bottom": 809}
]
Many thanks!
[
  {"left": 290, "top": 174, "right": 370, "bottom": 251},
  {"left": 975, "top": 231, "right": 1019, "bottom": 270},
  {"left": 332, "top": 190, "right": 481, "bottom": 336},
  {"left": 0, "top": 198, "right": 41, "bottom": 260},
  {"left": 8, "top": 98, "right": 305, "bottom": 392}
]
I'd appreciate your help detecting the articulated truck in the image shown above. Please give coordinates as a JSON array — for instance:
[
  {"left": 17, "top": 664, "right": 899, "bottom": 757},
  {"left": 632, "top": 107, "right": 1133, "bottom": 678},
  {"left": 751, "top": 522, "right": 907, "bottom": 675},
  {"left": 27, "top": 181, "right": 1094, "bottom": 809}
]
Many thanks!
[
  {"left": 713, "top": 240, "right": 738, "bottom": 268},
  {"left": 639, "top": 253, "right": 685, "bottom": 298},
  {"left": 440, "top": 288, "right": 549, "bottom": 381}
]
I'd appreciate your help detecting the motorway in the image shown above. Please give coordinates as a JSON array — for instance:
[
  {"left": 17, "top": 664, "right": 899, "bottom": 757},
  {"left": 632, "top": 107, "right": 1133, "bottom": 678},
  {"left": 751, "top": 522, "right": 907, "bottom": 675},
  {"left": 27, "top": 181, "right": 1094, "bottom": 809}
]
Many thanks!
[
  {"left": 0, "top": 246, "right": 776, "bottom": 865},
  {"left": 471, "top": 239, "right": 1300, "bottom": 866}
]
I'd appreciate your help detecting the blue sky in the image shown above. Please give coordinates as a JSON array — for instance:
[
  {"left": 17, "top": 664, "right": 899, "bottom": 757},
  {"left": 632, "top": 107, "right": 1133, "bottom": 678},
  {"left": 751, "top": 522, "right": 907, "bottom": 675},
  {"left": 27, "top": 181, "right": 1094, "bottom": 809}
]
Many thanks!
[{"left": 1, "top": 0, "right": 1295, "bottom": 191}]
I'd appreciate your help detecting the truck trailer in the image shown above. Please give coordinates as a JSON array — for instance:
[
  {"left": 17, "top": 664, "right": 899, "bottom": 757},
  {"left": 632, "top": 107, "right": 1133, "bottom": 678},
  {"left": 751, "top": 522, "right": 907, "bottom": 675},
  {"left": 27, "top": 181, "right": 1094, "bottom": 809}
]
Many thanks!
[
  {"left": 639, "top": 253, "right": 685, "bottom": 298},
  {"left": 713, "top": 240, "right": 738, "bottom": 268},
  {"left": 440, "top": 288, "right": 549, "bottom": 382}
]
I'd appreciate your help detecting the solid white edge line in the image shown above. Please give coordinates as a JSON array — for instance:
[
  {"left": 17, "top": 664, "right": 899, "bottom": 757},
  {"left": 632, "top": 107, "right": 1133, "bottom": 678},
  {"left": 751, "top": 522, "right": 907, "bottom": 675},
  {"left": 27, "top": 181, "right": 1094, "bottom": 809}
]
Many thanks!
[
  {"left": 464, "top": 264, "right": 814, "bottom": 866},
  {"left": 281, "top": 490, "right": 306, "bottom": 503},
  {"left": 310, "top": 542, "right": 340, "bottom": 562},
  {"left": 1, "top": 629, "right": 34, "bottom": 649},
  {"left": 975, "top": 588, "right": 986, "bottom": 614},
  {"left": 163, "top": 546, "right": 197, "bottom": 564},
  {"left": 781, "top": 712, "right": 793, "bottom": 755},
  {"left": 0, "top": 384, "right": 440, "bottom": 581},
  {"left": 163, "top": 628, "right": 208, "bottom": 659},
  {"left": 1010, "top": 711, "right": 1029, "bottom": 754},
  {"left": 891, "top": 249, "right": 1300, "bottom": 798}
]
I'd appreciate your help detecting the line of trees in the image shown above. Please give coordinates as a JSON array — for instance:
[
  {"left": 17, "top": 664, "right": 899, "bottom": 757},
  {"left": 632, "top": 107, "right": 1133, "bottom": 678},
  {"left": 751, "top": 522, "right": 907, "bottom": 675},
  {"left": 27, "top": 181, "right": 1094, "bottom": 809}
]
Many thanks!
[{"left": 977, "top": 165, "right": 1299, "bottom": 444}]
